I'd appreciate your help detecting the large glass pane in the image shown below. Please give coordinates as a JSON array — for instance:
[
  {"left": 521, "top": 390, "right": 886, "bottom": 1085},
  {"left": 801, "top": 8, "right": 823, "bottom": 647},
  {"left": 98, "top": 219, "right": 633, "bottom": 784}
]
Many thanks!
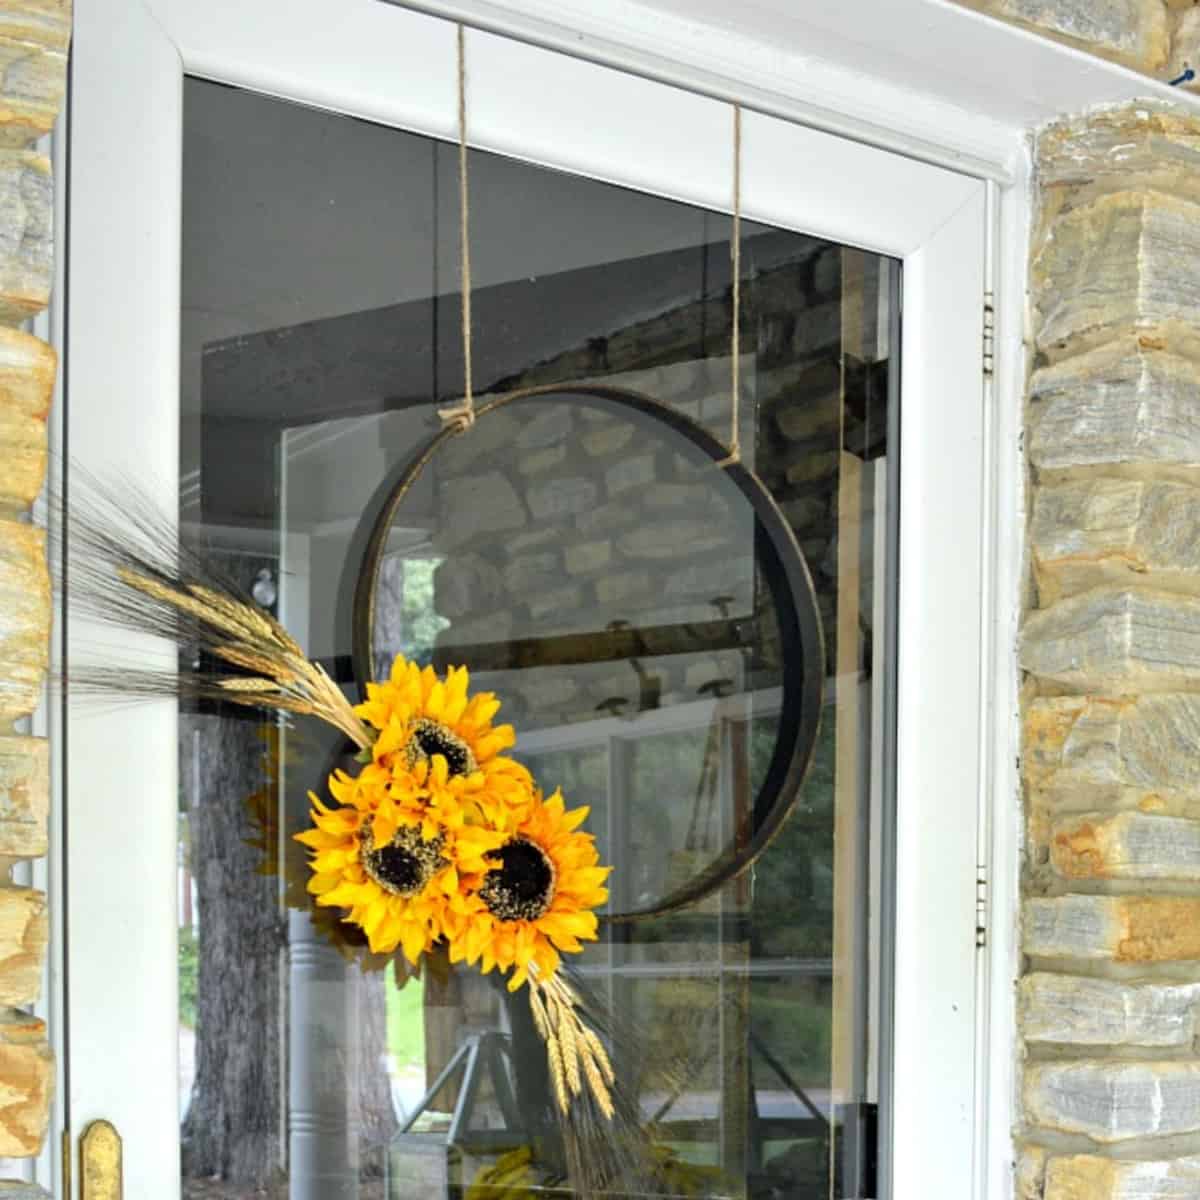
[{"left": 178, "top": 76, "right": 897, "bottom": 1200}]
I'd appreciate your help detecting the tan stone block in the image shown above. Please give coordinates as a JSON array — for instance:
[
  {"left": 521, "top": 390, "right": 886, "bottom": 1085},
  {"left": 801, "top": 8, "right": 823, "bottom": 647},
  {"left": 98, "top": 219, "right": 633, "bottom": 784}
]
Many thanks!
[
  {"left": 1016, "top": 1146, "right": 1047, "bottom": 1200},
  {"left": 0, "top": 520, "right": 47, "bottom": 723},
  {"left": 0, "top": 1181, "right": 50, "bottom": 1199},
  {"left": 0, "top": 153, "right": 49, "bottom": 323},
  {"left": 1038, "top": 102, "right": 1200, "bottom": 201},
  {"left": 1025, "top": 894, "right": 1200, "bottom": 962},
  {"left": 0, "top": 35, "right": 64, "bottom": 150},
  {"left": 1031, "top": 193, "right": 1200, "bottom": 358},
  {"left": 1171, "top": 9, "right": 1200, "bottom": 94},
  {"left": 1024, "top": 693, "right": 1200, "bottom": 810},
  {"left": 563, "top": 539, "right": 611, "bottom": 576},
  {"left": 0, "top": 736, "right": 45, "bottom": 860},
  {"left": 516, "top": 444, "right": 567, "bottom": 475},
  {"left": 502, "top": 551, "right": 559, "bottom": 596},
  {"left": 0, "top": 0, "right": 70, "bottom": 51},
  {"left": 953, "top": 0, "right": 1169, "bottom": 72},
  {"left": 528, "top": 475, "right": 598, "bottom": 521},
  {"left": 516, "top": 670, "right": 578, "bottom": 712},
  {"left": 786, "top": 450, "right": 839, "bottom": 486},
  {"left": 0, "top": 888, "right": 43, "bottom": 1007},
  {"left": 1032, "top": 479, "right": 1200, "bottom": 603},
  {"left": 526, "top": 583, "right": 583, "bottom": 622},
  {"left": 0, "top": 1009, "right": 51, "bottom": 1158},
  {"left": 619, "top": 520, "right": 729, "bottom": 560},
  {"left": 1020, "top": 972, "right": 1200, "bottom": 1046},
  {"left": 0, "top": 328, "right": 52, "bottom": 507},
  {"left": 1026, "top": 1061, "right": 1200, "bottom": 1142},
  {"left": 580, "top": 424, "right": 634, "bottom": 458},
  {"left": 594, "top": 571, "right": 650, "bottom": 607},
  {"left": 1029, "top": 343, "right": 1200, "bottom": 480},
  {"left": 1052, "top": 811, "right": 1200, "bottom": 880},
  {"left": 1046, "top": 1155, "right": 1200, "bottom": 1200},
  {"left": 1020, "top": 587, "right": 1200, "bottom": 695},
  {"left": 432, "top": 470, "right": 526, "bottom": 552}
]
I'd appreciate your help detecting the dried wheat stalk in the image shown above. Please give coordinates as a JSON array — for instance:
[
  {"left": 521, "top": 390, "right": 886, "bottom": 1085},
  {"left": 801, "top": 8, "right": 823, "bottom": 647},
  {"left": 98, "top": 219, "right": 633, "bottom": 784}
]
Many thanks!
[
  {"left": 530, "top": 969, "right": 616, "bottom": 1120},
  {"left": 545, "top": 1030, "right": 569, "bottom": 1115},
  {"left": 118, "top": 567, "right": 373, "bottom": 750}
]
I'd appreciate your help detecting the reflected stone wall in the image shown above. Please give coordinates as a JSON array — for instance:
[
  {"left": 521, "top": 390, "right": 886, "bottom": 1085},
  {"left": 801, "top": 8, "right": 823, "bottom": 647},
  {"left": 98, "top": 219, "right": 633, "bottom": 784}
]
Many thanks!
[{"left": 420, "top": 246, "right": 851, "bottom": 734}]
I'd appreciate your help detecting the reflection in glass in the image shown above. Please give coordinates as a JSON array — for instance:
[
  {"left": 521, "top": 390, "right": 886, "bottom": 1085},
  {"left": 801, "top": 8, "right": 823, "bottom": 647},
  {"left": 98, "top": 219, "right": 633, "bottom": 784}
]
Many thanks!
[{"left": 178, "top": 75, "right": 897, "bottom": 1200}]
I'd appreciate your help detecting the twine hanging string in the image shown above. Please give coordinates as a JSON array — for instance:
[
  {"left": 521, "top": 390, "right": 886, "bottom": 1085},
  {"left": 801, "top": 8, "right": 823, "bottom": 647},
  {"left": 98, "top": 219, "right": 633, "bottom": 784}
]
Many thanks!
[
  {"left": 438, "top": 24, "right": 477, "bottom": 434},
  {"left": 716, "top": 104, "right": 742, "bottom": 469},
  {"left": 438, "top": 57, "right": 742, "bottom": 454}
]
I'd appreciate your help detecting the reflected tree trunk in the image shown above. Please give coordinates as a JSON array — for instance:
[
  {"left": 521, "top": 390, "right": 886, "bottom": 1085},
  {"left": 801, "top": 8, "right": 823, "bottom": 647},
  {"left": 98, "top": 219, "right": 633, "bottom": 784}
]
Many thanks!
[
  {"left": 181, "top": 708, "right": 400, "bottom": 1191},
  {"left": 353, "top": 968, "right": 399, "bottom": 1180},
  {"left": 181, "top": 711, "right": 285, "bottom": 1186}
]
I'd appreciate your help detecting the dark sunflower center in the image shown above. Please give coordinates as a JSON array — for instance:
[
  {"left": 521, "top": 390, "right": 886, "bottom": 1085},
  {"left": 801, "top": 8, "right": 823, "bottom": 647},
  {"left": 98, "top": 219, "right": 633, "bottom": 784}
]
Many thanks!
[
  {"left": 362, "top": 826, "right": 446, "bottom": 898},
  {"left": 480, "top": 837, "right": 556, "bottom": 921},
  {"left": 405, "top": 717, "right": 477, "bottom": 778}
]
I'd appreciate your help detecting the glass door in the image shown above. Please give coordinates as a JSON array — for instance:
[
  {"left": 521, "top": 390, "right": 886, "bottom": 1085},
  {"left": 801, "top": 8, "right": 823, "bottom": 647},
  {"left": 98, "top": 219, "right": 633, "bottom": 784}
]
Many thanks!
[
  {"left": 65, "top": 7, "right": 988, "bottom": 1198},
  {"left": 173, "top": 77, "right": 897, "bottom": 1200}
]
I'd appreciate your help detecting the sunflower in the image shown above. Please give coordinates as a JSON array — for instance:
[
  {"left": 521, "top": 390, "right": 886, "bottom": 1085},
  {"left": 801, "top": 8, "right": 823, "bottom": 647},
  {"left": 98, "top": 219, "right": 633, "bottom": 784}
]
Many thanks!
[
  {"left": 446, "top": 789, "right": 611, "bottom": 990},
  {"left": 356, "top": 657, "right": 532, "bottom": 826},
  {"left": 296, "top": 762, "right": 508, "bottom": 962}
]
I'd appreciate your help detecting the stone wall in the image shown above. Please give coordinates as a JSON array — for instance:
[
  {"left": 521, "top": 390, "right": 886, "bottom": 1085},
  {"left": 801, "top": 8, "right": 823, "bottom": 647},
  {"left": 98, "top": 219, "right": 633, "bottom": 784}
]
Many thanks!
[
  {"left": 1018, "top": 102, "right": 1200, "bottom": 1199},
  {"left": 950, "top": 0, "right": 1200, "bottom": 85},
  {"left": 413, "top": 241, "right": 854, "bottom": 739},
  {"left": 0, "top": 0, "right": 66, "bottom": 1186}
]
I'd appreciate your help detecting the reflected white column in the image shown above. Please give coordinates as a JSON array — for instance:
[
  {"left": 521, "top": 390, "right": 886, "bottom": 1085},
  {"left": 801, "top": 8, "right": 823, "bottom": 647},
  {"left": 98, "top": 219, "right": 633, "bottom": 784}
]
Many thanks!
[{"left": 288, "top": 912, "right": 359, "bottom": 1200}]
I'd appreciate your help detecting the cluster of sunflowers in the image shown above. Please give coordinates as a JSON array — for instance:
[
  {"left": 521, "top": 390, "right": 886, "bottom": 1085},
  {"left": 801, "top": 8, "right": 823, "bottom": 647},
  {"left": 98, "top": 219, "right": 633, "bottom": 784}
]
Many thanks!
[{"left": 296, "top": 656, "right": 611, "bottom": 992}]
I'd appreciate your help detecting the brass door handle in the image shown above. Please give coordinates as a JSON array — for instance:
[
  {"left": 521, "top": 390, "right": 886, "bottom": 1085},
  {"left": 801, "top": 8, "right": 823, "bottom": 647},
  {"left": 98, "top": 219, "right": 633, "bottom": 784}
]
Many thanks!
[{"left": 79, "top": 1120, "right": 122, "bottom": 1200}]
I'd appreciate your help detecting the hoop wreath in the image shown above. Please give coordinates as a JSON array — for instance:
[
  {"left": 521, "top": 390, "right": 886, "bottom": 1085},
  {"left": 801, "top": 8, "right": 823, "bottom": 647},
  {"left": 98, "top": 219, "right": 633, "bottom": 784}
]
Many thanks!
[{"left": 349, "top": 383, "right": 825, "bottom": 923}]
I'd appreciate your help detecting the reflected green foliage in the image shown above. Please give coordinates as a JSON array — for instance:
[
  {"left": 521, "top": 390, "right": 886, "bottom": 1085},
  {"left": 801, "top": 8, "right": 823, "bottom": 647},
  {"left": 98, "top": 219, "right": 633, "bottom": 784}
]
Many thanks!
[
  {"left": 386, "top": 963, "right": 425, "bottom": 1067},
  {"left": 750, "top": 715, "right": 836, "bottom": 959},
  {"left": 752, "top": 982, "right": 833, "bottom": 1085},
  {"left": 400, "top": 557, "right": 449, "bottom": 664},
  {"left": 179, "top": 926, "right": 199, "bottom": 1030}
]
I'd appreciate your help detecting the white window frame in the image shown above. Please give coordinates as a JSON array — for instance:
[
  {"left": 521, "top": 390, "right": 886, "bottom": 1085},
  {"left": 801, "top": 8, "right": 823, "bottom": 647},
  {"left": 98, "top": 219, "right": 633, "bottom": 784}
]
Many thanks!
[{"left": 55, "top": 2, "right": 1014, "bottom": 1197}]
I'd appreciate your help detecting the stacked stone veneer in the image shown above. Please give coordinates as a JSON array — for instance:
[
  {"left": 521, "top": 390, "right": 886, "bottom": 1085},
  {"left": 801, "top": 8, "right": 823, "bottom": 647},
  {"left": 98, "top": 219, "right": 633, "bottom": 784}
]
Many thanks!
[
  {"left": 0, "top": 0, "right": 67, "bottom": 1185},
  {"left": 950, "top": 0, "right": 1200, "bottom": 87},
  {"left": 1017, "top": 103, "right": 1200, "bottom": 1198}
]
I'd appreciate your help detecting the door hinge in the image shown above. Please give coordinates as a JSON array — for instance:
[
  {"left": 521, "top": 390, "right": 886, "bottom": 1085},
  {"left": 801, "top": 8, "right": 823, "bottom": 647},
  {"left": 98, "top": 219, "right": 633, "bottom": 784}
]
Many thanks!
[
  {"left": 982, "top": 292, "right": 995, "bottom": 378},
  {"left": 975, "top": 864, "right": 988, "bottom": 948}
]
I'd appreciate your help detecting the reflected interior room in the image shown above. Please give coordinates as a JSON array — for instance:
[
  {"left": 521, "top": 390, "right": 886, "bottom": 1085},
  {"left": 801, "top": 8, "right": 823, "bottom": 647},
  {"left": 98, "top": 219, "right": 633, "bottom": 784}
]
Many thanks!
[{"left": 177, "top": 75, "right": 897, "bottom": 1200}]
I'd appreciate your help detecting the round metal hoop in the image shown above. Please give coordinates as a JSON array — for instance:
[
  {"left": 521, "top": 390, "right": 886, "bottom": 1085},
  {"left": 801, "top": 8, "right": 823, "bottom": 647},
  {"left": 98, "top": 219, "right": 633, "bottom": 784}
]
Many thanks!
[{"left": 349, "top": 383, "right": 825, "bottom": 923}]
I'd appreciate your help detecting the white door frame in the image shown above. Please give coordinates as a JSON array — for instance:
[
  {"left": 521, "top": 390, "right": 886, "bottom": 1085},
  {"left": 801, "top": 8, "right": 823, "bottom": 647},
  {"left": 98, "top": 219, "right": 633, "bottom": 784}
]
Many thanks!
[{"left": 61, "top": 2, "right": 1004, "bottom": 1197}]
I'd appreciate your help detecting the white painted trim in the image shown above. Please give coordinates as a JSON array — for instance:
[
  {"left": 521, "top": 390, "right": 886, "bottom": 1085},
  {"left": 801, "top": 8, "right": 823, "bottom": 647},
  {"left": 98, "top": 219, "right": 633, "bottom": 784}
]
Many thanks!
[
  {"left": 892, "top": 184, "right": 987, "bottom": 1198},
  {"left": 65, "top": 2, "right": 183, "bottom": 1195},
  {"left": 64, "top": 2, "right": 999, "bottom": 1196},
  {"left": 395, "top": 0, "right": 1200, "bottom": 183},
  {"left": 979, "top": 152, "right": 1032, "bottom": 1200},
  {"left": 136, "top": 0, "right": 983, "bottom": 256}
]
